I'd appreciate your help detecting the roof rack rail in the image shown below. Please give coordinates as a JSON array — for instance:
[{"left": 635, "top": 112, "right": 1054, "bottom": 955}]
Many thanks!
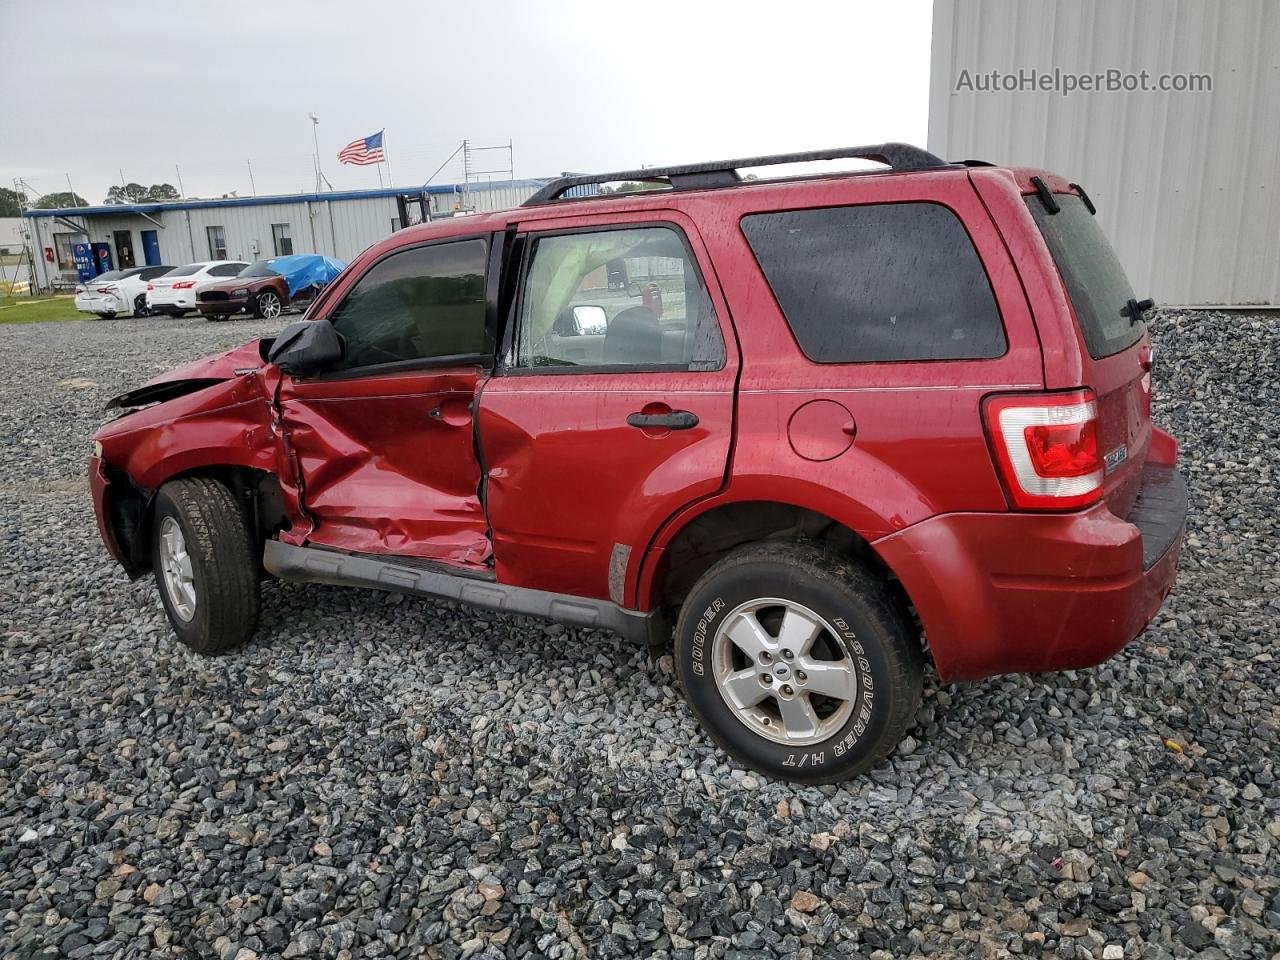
[{"left": 522, "top": 142, "right": 950, "bottom": 205}]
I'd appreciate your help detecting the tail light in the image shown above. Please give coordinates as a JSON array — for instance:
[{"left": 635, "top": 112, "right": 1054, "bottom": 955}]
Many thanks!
[
  {"left": 96, "top": 285, "right": 117, "bottom": 294},
  {"left": 173, "top": 280, "right": 196, "bottom": 290},
  {"left": 983, "top": 389, "right": 1103, "bottom": 510},
  {"left": 146, "top": 283, "right": 154, "bottom": 291}
]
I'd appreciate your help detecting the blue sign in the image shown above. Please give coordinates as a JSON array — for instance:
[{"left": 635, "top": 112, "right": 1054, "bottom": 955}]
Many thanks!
[{"left": 72, "top": 243, "right": 96, "bottom": 282}]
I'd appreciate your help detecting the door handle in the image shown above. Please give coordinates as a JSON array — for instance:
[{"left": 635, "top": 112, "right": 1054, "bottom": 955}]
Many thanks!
[{"left": 627, "top": 410, "right": 699, "bottom": 430}]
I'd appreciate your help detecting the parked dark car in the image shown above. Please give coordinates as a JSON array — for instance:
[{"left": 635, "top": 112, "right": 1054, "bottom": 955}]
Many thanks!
[
  {"left": 196, "top": 254, "right": 345, "bottom": 320},
  {"left": 91, "top": 144, "right": 1185, "bottom": 783}
]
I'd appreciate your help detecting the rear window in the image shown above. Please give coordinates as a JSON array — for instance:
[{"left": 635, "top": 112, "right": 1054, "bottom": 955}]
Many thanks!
[
  {"left": 166, "top": 264, "right": 203, "bottom": 277},
  {"left": 741, "top": 203, "right": 1006, "bottom": 363},
  {"left": 92, "top": 270, "right": 124, "bottom": 281},
  {"left": 1026, "top": 194, "right": 1141, "bottom": 358}
]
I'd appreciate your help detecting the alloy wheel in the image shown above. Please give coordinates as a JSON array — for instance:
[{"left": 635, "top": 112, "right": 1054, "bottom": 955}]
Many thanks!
[
  {"left": 711, "top": 597, "right": 859, "bottom": 746},
  {"left": 157, "top": 516, "right": 197, "bottom": 622}
]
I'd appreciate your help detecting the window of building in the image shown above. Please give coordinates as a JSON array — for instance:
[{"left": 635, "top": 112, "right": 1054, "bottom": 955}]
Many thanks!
[
  {"left": 271, "top": 223, "right": 293, "bottom": 257},
  {"left": 206, "top": 225, "right": 227, "bottom": 260},
  {"left": 52, "top": 232, "right": 81, "bottom": 279},
  {"left": 329, "top": 238, "right": 488, "bottom": 370},
  {"left": 514, "top": 225, "right": 724, "bottom": 370},
  {"left": 741, "top": 203, "right": 1006, "bottom": 363}
]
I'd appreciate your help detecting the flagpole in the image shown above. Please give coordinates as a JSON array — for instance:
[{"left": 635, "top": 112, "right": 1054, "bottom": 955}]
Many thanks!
[{"left": 382, "top": 129, "right": 395, "bottom": 188}]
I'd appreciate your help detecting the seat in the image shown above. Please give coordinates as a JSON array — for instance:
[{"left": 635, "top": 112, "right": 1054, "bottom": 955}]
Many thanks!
[{"left": 603, "top": 306, "right": 662, "bottom": 364}]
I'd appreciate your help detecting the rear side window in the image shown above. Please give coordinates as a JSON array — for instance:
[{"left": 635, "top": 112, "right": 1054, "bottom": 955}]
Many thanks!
[
  {"left": 741, "top": 203, "right": 1006, "bottom": 363},
  {"left": 1027, "top": 195, "right": 1141, "bottom": 358}
]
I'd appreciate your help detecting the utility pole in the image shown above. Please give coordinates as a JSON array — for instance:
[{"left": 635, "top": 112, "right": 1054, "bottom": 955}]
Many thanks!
[
  {"left": 175, "top": 164, "right": 186, "bottom": 199},
  {"left": 246, "top": 159, "right": 257, "bottom": 197}
]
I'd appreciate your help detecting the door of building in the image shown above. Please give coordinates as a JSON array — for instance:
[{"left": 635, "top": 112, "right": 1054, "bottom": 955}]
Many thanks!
[
  {"left": 113, "top": 231, "right": 136, "bottom": 268},
  {"left": 140, "top": 230, "right": 161, "bottom": 266}
]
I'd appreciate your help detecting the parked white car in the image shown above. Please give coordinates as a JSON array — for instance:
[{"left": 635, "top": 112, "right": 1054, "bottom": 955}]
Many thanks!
[
  {"left": 74, "top": 266, "right": 176, "bottom": 318},
  {"left": 146, "top": 261, "right": 248, "bottom": 316}
]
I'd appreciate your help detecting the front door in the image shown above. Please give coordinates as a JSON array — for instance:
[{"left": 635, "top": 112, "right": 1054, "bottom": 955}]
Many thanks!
[
  {"left": 478, "top": 212, "right": 739, "bottom": 605},
  {"left": 277, "top": 235, "right": 494, "bottom": 568},
  {"left": 113, "top": 230, "right": 135, "bottom": 268}
]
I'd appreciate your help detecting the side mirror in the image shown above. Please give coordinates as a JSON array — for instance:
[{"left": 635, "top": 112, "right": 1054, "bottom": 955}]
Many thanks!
[
  {"left": 267, "top": 319, "right": 344, "bottom": 376},
  {"left": 572, "top": 304, "right": 608, "bottom": 335}
]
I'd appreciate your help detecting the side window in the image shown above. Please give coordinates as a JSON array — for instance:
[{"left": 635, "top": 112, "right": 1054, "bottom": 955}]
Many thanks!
[
  {"left": 329, "top": 238, "right": 488, "bottom": 370},
  {"left": 741, "top": 203, "right": 1006, "bottom": 363},
  {"left": 206, "top": 226, "right": 227, "bottom": 261},
  {"left": 272, "top": 223, "right": 293, "bottom": 257},
  {"left": 514, "top": 225, "right": 724, "bottom": 370}
]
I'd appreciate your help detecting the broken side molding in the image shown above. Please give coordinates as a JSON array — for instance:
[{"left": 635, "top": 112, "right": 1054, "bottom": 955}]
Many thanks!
[{"left": 263, "top": 540, "right": 663, "bottom": 646}]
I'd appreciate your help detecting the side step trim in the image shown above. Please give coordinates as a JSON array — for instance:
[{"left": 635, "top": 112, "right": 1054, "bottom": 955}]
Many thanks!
[{"left": 263, "top": 540, "right": 665, "bottom": 647}]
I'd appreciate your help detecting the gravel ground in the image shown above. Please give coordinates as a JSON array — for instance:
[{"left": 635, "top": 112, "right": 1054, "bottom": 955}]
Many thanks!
[{"left": 1, "top": 309, "right": 1277, "bottom": 960}]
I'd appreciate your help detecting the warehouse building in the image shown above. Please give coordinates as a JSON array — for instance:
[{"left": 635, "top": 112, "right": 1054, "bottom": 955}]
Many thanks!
[
  {"left": 21, "top": 179, "right": 547, "bottom": 290},
  {"left": 929, "top": 0, "right": 1279, "bottom": 306}
]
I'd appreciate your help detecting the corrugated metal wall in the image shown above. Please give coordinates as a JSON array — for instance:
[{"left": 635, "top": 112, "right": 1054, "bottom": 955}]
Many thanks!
[
  {"left": 929, "top": 0, "right": 1280, "bottom": 306},
  {"left": 25, "top": 182, "right": 541, "bottom": 289}
]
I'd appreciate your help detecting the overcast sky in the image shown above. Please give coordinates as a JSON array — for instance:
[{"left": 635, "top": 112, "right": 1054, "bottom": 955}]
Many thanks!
[{"left": 0, "top": 0, "right": 931, "bottom": 205}]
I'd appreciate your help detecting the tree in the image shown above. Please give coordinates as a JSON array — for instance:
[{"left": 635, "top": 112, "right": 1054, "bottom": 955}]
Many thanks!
[
  {"left": 33, "top": 191, "right": 88, "bottom": 209},
  {"left": 599, "top": 181, "right": 665, "bottom": 195},
  {"left": 104, "top": 182, "right": 181, "bottom": 204},
  {"left": 0, "top": 186, "right": 27, "bottom": 216}
]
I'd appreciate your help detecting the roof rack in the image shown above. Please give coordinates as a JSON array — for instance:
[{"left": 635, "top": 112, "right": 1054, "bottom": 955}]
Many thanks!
[{"left": 522, "top": 142, "right": 950, "bottom": 205}]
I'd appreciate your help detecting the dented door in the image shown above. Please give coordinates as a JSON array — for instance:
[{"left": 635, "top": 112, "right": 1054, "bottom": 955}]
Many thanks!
[
  {"left": 277, "top": 366, "right": 491, "bottom": 566},
  {"left": 274, "top": 235, "right": 494, "bottom": 568}
]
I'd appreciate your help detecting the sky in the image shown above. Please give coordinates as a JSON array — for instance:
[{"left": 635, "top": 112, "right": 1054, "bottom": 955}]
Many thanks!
[{"left": 0, "top": 0, "right": 932, "bottom": 206}]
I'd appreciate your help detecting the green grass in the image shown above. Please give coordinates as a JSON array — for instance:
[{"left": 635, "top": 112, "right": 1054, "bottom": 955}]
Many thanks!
[{"left": 0, "top": 295, "right": 82, "bottom": 324}]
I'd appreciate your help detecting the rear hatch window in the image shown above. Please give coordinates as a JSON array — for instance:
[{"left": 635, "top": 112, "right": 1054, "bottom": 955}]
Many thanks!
[{"left": 1026, "top": 194, "right": 1142, "bottom": 358}]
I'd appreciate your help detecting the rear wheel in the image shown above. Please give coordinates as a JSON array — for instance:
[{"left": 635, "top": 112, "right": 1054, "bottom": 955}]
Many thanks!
[
  {"left": 152, "top": 477, "right": 260, "bottom": 654},
  {"left": 253, "top": 290, "right": 282, "bottom": 319},
  {"left": 674, "top": 542, "right": 923, "bottom": 783}
]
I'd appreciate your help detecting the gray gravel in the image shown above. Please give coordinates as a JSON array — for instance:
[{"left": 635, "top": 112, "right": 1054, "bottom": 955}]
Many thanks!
[{"left": 1, "top": 309, "right": 1277, "bottom": 960}]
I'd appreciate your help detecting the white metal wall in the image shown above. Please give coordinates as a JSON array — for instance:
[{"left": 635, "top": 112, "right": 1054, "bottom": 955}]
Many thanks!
[
  {"left": 24, "top": 182, "right": 540, "bottom": 289},
  {"left": 929, "top": 0, "right": 1280, "bottom": 306}
]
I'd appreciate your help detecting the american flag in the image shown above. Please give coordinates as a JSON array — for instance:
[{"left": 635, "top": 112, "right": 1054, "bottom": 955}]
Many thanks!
[{"left": 337, "top": 130, "right": 386, "bottom": 166}]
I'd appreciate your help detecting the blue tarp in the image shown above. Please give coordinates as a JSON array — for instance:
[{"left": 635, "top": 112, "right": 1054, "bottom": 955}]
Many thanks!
[{"left": 267, "top": 255, "right": 346, "bottom": 297}]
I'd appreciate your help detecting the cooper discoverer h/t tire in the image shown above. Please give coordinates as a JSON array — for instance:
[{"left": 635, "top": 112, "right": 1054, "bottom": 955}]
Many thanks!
[
  {"left": 151, "top": 477, "right": 260, "bottom": 655},
  {"left": 674, "top": 541, "right": 923, "bottom": 784}
]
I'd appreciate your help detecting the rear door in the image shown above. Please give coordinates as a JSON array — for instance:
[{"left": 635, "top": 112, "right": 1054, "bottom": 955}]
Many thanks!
[
  {"left": 276, "top": 235, "right": 494, "bottom": 568},
  {"left": 477, "top": 211, "right": 738, "bottom": 604},
  {"left": 1025, "top": 192, "right": 1151, "bottom": 515}
]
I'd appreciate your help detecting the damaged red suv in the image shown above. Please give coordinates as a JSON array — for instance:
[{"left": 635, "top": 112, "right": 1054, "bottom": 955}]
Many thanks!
[{"left": 90, "top": 144, "right": 1186, "bottom": 783}]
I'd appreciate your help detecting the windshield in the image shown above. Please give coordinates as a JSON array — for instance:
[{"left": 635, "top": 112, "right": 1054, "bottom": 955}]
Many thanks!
[
  {"left": 238, "top": 260, "right": 280, "bottom": 279},
  {"left": 1027, "top": 194, "right": 1142, "bottom": 358}
]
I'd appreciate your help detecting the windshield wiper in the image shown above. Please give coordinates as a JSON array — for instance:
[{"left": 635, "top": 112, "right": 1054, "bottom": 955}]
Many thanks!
[{"left": 1124, "top": 297, "right": 1155, "bottom": 325}]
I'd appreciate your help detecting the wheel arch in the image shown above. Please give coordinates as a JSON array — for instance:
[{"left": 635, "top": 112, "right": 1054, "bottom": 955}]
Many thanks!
[
  {"left": 106, "top": 464, "right": 287, "bottom": 578},
  {"left": 635, "top": 498, "right": 922, "bottom": 652}
]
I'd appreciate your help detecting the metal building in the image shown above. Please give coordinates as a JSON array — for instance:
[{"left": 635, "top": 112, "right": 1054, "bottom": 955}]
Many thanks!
[
  {"left": 929, "top": 0, "right": 1280, "bottom": 306},
  {"left": 21, "top": 179, "right": 547, "bottom": 291}
]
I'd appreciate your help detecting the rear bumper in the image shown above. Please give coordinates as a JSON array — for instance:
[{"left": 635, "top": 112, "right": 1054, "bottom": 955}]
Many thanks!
[{"left": 875, "top": 455, "right": 1187, "bottom": 682}]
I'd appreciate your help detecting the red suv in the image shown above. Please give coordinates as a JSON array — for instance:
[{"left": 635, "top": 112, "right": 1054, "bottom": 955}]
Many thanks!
[{"left": 90, "top": 144, "right": 1186, "bottom": 783}]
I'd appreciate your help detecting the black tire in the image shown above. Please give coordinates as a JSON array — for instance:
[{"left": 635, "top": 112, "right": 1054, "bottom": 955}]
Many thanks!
[
  {"left": 171, "top": 310, "right": 189, "bottom": 318},
  {"left": 151, "top": 477, "right": 260, "bottom": 654},
  {"left": 100, "top": 312, "right": 116, "bottom": 320},
  {"left": 133, "top": 294, "right": 151, "bottom": 318},
  {"left": 674, "top": 542, "right": 923, "bottom": 784}
]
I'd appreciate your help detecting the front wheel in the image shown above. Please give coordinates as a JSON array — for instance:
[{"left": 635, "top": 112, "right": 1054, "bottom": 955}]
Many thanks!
[
  {"left": 152, "top": 477, "right": 261, "bottom": 654},
  {"left": 674, "top": 542, "right": 923, "bottom": 784},
  {"left": 133, "top": 294, "right": 151, "bottom": 318},
  {"left": 253, "top": 290, "right": 282, "bottom": 319}
]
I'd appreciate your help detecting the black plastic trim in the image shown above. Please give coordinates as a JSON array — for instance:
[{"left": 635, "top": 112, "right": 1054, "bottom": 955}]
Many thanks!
[
  {"left": 264, "top": 539, "right": 662, "bottom": 645},
  {"left": 1030, "top": 176, "right": 1060, "bottom": 214},
  {"left": 1069, "top": 182, "right": 1097, "bottom": 215},
  {"left": 1127, "top": 463, "right": 1188, "bottom": 571}
]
